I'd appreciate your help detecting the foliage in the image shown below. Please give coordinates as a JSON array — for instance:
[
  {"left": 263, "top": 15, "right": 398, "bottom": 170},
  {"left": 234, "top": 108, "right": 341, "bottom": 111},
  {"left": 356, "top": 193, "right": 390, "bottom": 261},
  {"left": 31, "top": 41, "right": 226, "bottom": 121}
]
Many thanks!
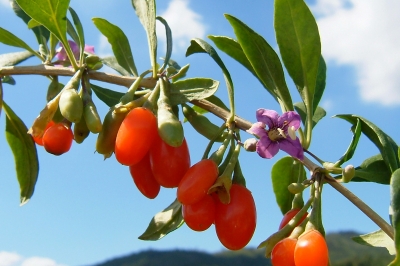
[{"left": 0, "top": 0, "right": 399, "bottom": 264}]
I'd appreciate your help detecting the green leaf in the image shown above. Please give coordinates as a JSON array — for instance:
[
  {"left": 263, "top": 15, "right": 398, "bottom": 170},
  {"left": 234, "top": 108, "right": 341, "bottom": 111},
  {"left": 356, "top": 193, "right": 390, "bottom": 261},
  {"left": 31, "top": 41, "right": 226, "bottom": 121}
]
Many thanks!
[
  {"left": 208, "top": 35, "right": 257, "bottom": 78},
  {"left": 224, "top": 14, "right": 293, "bottom": 112},
  {"left": 313, "top": 56, "right": 327, "bottom": 112},
  {"left": 27, "top": 19, "right": 42, "bottom": 29},
  {"left": 0, "top": 51, "right": 33, "bottom": 67},
  {"left": 348, "top": 154, "right": 391, "bottom": 184},
  {"left": 156, "top": 16, "right": 172, "bottom": 71},
  {"left": 274, "top": 0, "right": 321, "bottom": 113},
  {"left": 186, "top": 38, "right": 234, "bottom": 117},
  {"left": 10, "top": 0, "right": 50, "bottom": 44},
  {"left": 335, "top": 114, "right": 399, "bottom": 173},
  {"left": 139, "top": 198, "right": 184, "bottom": 240},
  {"left": 352, "top": 229, "right": 395, "bottom": 256},
  {"left": 131, "top": 0, "right": 157, "bottom": 77},
  {"left": 0, "top": 27, "right": 41, "bottom": 58},
  {"left": 208, "top": 35, "right": 280, "bottom": 104},
  {"left": 271, "top": 157, "right": 306, "bottom": 214},
  {"left": 92, "top": 18, "right": 138, "bottom": 76},
  {"left": 169, "top": 78, "right": 220, "bottom": 106},
  {"left": 294, "top": 102, "right": 326, "bottom": 128},
  {"left": 351, "top": 229, "right": 396, "bottom": 255},
  {"left": 90, "top": 83, "right": 124, "bottom": 108},
  {"left": 15, "top": 0, "right": 70, "bottom": 47},
  {"left": 101, "top": 56, "right": 132, "bottom": 77},
  {"left": 66, "top": 18, "right": 80, "bottom": 46},
  {"left": 390, "top": 169, "right": 400, "bottom": 265},
  {"left": 68, "top": 7, "right": 85, "bottom": 60},
  {"left": 336, "top": 118, "right": 362, "bottom": 166},
  {"left": 2, "top": 76, "right": 16, "bottom": 85},
  {"left": 3, "top": 101, "right": 39, "bottom": 205}
]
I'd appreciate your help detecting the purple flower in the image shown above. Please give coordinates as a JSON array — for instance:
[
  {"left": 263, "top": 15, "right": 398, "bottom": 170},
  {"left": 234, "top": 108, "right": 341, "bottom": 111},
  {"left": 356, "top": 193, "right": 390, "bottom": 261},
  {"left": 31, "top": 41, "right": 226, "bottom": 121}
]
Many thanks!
[
  {"left": 55, "top": 40, "right": 95, "bottom": 64},
  {"left": 247, "top": 108, "right": 304, "bottom": 160}
]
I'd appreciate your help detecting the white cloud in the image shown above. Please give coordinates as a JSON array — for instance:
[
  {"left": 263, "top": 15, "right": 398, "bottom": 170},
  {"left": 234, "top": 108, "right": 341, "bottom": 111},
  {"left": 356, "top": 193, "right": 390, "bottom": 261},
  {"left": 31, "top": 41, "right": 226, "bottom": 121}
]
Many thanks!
[
  {"left": 311, "top": 0, "right": 400, "bottom": 106},
  {"left": 21, "top": 257, "right": 66, "bottom": 266},
  {"left": 0, "top": 252, "right": 66, "bottom": 266},
  {"left": 0, "top": 0, "right": 9, "bottom": 8},
  {"left": 0, "top": 252, "right": 22, "bottom": 266},
  {"left": 157, "top": 0, "right": 207, "bottom": 53}
]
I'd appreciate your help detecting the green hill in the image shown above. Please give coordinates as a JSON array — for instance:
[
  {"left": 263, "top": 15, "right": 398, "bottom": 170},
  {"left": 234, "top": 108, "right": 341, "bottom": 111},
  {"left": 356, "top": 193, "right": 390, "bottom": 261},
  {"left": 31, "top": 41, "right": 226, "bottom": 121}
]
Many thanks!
[{"left": 88, "top": 231, "right": 394, "bottom": 266}]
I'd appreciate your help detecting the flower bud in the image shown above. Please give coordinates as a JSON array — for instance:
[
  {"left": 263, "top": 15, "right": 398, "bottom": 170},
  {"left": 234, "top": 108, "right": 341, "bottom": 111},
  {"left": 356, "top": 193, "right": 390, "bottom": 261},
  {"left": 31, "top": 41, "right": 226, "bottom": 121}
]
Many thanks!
[
  {"left": 342, "top": 164, "right": 355, "bottom": 183},
  {"left": 243, "top": 138, "right": 257, "bottom": 152}
]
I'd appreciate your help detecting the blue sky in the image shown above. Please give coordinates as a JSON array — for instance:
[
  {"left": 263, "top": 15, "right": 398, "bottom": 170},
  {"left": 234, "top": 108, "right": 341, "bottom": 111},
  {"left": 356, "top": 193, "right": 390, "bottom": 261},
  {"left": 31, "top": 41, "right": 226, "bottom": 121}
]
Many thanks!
[{"left": 0, "top": 0, "right": 400, "bottom": 265}]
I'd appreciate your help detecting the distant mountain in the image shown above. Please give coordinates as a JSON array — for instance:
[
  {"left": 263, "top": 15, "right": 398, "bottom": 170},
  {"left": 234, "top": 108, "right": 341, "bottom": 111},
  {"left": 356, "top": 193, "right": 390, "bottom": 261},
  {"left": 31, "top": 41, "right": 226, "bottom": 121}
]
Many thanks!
[{"left": 88, "top": 231, "right": 394, "bottom": 266}]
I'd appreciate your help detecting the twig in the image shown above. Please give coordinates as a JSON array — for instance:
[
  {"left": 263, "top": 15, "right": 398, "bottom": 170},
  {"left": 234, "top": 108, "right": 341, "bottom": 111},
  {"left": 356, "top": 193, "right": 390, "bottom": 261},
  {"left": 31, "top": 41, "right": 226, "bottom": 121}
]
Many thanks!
[
  {"left": 324, "top": 175, "right": 394, "bottom": 240},
  {"left": 0, "top": 65, "right": 157, "bottom": 88}
]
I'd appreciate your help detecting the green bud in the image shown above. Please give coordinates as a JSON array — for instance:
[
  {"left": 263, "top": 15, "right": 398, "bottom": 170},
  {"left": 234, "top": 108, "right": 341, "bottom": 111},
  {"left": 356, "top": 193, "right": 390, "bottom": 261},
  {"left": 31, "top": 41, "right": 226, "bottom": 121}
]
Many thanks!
[
  {"left": 95, "top": 108, "right": 126, "bottom": 159},
  {"left": 73, "top": 115, "right": 90, "bottom": 144},
  {"left": 59, "top": 88, "right": 83, "bottom": 123},
  {"left": 84, "top": 101, "right": 102, "bottom": 133},
  {"left": 342, "top": 164, "right": 355, "bottom": 183},
  {"left": 157, "top": 78, "right": 184, "bottom": 147},
  {"left": 88, "top": 61, "right": 103, "bottom": 71},
  {"left": 85, "top": 54, "right": 101, "bottom": 65}
]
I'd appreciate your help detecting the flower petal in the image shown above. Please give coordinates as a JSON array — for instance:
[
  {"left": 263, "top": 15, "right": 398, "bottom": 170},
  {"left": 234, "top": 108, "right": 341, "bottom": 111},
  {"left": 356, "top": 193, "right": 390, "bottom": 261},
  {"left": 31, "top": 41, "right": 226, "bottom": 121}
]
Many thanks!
[
  {"left": 279, "top": 138, "right": 304, "bottom": 160},
  {"left": 256, "top": 109, "right": 279, "bottom": 129},
  {"left": 278, "top": 111, "right": 301, "bottom": 130},
  {"left": 84, "top": 44, "right": 95, "bottom": 54},
  {"left": 247, "top": 122, "right": 267, "bottom": 138},
  {"left": 256, "top": 136, "right": 279, "bottom": 159}
]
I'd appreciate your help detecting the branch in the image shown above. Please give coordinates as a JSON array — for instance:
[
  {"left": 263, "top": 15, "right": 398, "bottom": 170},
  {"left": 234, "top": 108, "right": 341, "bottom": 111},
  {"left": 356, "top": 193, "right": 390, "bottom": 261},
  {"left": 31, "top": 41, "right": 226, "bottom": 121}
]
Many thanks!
[
  {"left": 325, "top": 175, "right": 394, "bottom": 240},
  {"left": 0, "top": 65, "right": 157, "bottom": 88}
]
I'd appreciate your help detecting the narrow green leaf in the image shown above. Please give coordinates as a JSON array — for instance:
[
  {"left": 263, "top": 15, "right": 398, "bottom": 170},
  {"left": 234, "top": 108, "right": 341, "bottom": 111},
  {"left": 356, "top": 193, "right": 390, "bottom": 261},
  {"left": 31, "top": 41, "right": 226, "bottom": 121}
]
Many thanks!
[
  {"left": 352, "top": 229, "right": 395, "bottom": 256},
  {"left": 66, "top": 18, "right": 79, "bottom": 46},
  {"left": 294, "top": 102, "right": 326, "bottom": 128},
  {"left": 336, "top": 118, "right": 362, "bottom": 166},
  {"left": 156, "top": 16, "right": 172, "bottom": 71},
  {"left": 68, "top": 7, "right": 85, "bottom": 60},
  {"left": 0, "top": 51, "right": 33, "bottom": 67},
  {"left": 3, "top": 101, "right": 39, "bottom": 205},
  {"left": 92, "top": 18, "right": 138, "bottom": 76},
  {"left": 2, "top": 76, "right": 16, "bottom": 85},
  {"left": 224, "top": 14, "right": 293, "bottom": 112},
  {"left": 15, "top": 0, "right": 70, "bottom": 46},
  {"left": 335, "top": 114, "right": 399, "bottom": 173},
  {"left": 348, "top": 154, "right": 391, "bottom": 184},
  {"left": 208, "top": 35, "right": 256, "bottom": 78},
  {"left": 271, "top": 157, "right": 306, "bottom": 214},
  {"left": 131, "top": 0, "right": 157, "bottom": 77},
  {"left": 27, "top": 19, "right": 42, "bottom": 29},
  {"left": 274, "top": 0, "right": 321, "bottom": 112},
  {"left": 209, "top": 35, "right": 280, "bottom": 104},
  {"left": 186, "top": 38, "right": 234, "bottom": 117},
  {"left": 101, "top": 56, "right": 132, "bottom": 77},
  {"left": 389, "top": 169, "right": 400, "bottom": 265},
  {"left": 90, "top": 83, "right": 124, "bottom": 107},
  {"left": 139, "top": 199, "right": 184, "bottom": 240},
  {"left": 10, "top": 0, "right": 50, "bottom": 44},
  {"left": 169, "top": 78, "right": 219, "bottom": 106},
  {"left": 0, "top": 27, "right": 41, "bottom": 58},
  {"left": 313, "top": 56, "right": 327, "bottom": 112}
]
